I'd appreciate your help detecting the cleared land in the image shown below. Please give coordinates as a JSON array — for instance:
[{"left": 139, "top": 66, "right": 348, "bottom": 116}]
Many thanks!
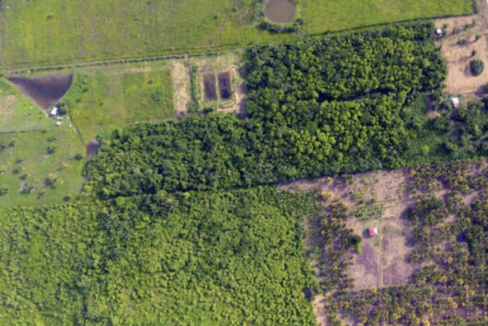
[
  {"left": 191, "top": 52, "right": 246, "bottom": 114},
  {"left": 282, "top": 161, "right": 488, "bottom": 325},
  {"left": 436, "top": 14, "right": 488, "bottom": 96},
  {"left": 280, "top": 169, "right": 416, "bottom": 293},
  {"left": 0, "top": 0, "right": 474, "bottom": 68}
]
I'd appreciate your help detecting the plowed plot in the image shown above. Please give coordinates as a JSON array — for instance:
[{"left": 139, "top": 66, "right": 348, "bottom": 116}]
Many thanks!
[
  {"left": 8, "top": 74, "right": 73, "bottom": 110},
  {"left": 349, "top": 241, "right": 380, "bottom": 290},
  {"left": 381, "top": 219, "right": 414, "bottom": 286}
]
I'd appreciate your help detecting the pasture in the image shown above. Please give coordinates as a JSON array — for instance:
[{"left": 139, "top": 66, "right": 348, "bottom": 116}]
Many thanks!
[
  {"left": 0, "top": 128, "right": 85, "bottom": 207},
  {"left": 0, "top": 0, "right": 474, "bottom": 68},
  {"left": 65, "top": 67, "right": 175, "bottom": 140}
]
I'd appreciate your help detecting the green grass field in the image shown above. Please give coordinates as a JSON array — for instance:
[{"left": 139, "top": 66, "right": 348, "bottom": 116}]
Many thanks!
[
  {"left": 65, "top": 68, "right": 174, "bottom": 141},
  {"left": 0, "top": 128, "right": 85, "bottom": 207},
  {"left": 66, "top": 70, "right": 175, "bottom": 142},
  {"left": 0, "top": 0, "right": 474, "bottom": 68},
  {"left": 0, "top": 78, "right": 53, "bottom": 132}
]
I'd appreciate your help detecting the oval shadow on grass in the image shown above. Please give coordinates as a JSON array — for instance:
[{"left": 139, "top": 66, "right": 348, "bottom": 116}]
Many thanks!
[{"left": 8, "top": 73, "right": 74, "bottom": 111}]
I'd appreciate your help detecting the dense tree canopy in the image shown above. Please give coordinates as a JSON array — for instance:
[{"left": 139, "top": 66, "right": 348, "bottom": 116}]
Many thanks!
[
  {"left": 84, "top": 23, "right": 447, "bottom": 198},
  {"left": 0, "top": 187, "right": 317, "bottom": 325}
]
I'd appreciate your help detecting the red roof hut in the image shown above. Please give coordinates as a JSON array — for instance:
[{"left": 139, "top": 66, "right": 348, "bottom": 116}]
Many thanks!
[{"left": 368, "top": 227, "right": 379, "bottom": 237}]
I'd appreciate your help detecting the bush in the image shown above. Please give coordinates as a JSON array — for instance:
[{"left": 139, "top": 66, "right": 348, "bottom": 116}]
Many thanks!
[
  {"left": 47, "top": 144, "right": 57, "bottom": 154},
  {"left": 470, "top": 59, "right": 485, "bottom": 76},
  {"left": 74, "top": 153, "right": 84, "bottom": 160},
  {"left": 0, "top": 185, "right": 8, "bottom": 195}
]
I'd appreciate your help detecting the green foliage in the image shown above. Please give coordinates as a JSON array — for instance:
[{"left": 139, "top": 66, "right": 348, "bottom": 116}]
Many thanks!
[
  {"left": 470, "top": 59, "right": 485, "bottom": 76},
  {"left": 47, "top": 144, "right": 57, "bottom": 154},
  {"left": 0, "top": 184, "right": 8, "bottom": 195},
  {"left": 63, "top": 69, "right": 174, "bottom": 141},
  {"left": 0, "top": 187, "right": 317, "bottom": 325},
  {"left": 85, "top": 23, "right": 450, "bottom": 198}
]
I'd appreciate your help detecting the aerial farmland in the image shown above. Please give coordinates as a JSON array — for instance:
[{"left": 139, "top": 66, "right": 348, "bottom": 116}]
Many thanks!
[{"left": 2, "top": 0, "right": 488, "bottom": 325}]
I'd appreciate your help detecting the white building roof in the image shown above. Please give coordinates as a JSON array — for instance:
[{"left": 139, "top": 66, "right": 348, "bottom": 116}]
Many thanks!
[
  {"left": 50, "top": 107, "right": 58, "bottom": 116},
  {"left": 451, "top": 97, "right": 460, "bottom": 104},
  {"left": 436, "top": 28, "right": 442, "bottom": 35}
]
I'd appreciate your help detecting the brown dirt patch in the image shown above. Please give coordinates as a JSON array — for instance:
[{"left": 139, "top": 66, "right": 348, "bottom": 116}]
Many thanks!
[
  {"left": 435, "top": 16, "right": 488, "bottom": 96},
  {"left": 86, "top": 138, "right": 100, "bottom": 157},
  {"left": 381, "top": 219, "right": 415, "bottom": 286},
  {"left": 8, "top": 74, "right": 73, "bottom": 110},
  {"left": 170, "top": 59, "right": 191, "bottom": 116},
  {"left": 312, "top": 294, "right": 328, "bottom": 326},
  {"left": 348, "top": 241, "right": 380, "bottom": 291}
]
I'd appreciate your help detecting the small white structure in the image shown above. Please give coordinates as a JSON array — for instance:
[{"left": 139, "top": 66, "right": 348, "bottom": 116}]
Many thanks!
[
  {"left": 55, "top": 121, "right": 62, "bottom": 127},
  {"left": 50, "top": 106, "right": 58, "bottom": 117},
  {"left": 57, "top": 116, "right": 63, "bottom": 121},
  {"left": 451, "top": 97, "right": 460, "bottom": 108},
  {"left": 436, "top": 28, "right": 442, "bottom": 35}
]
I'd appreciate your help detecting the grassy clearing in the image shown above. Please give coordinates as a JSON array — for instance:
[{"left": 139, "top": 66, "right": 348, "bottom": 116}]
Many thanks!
[
  {"left": 0, "top": 0, "right": 473, "bottom": 68},
  {"left": 0, "top": 78, "right": 52, "bottom": 132},
  {"left": 0, "top": 128, "right": 84, "bottom": 207},
  {"left": 63, "top": 67, "right": 174, "bottom": 140}
]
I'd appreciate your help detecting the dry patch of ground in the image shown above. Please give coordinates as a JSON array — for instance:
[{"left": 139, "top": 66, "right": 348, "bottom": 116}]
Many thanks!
[
  {"left": 191, "top": 51, "right": 247, "bottom": 114},
  {"left": 170, "top": 58, "right": 191, "bottom": 117},
  {"left": 435, "top": 15, "right": 488, "bottom": 96},
  {"left": 381, "top": 218, "right": 415, "bottom": 286},
  {"left": 312, "top": 294, "right": 327, "bottom": 326},
  {"left": 86, "top": 138, "right": 100, "bottom": 157},
  {"left": 0, "top": 95, "right": 16, "bottom": 121},
  {"left": 280, "top": 168, "right": 417, "bottom": 292}
]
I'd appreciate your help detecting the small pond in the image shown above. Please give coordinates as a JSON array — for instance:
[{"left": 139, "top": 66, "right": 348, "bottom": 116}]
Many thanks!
[
  {"left": 218, "top": 72, "right": 232, "bottom": 100},
  {"left": 203, "top": 74, "right": 217, "bottom": 102},
  {"left": 264, "top": 0, "right": 296, "bottom": 23},
  {"left": 8, "top": 73, "right": 73, "bottom": 110}
]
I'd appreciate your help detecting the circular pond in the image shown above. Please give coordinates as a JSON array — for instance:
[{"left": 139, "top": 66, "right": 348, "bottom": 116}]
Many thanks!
[{"left": 264, "top": 0, "right": 296, "bottom": 23}]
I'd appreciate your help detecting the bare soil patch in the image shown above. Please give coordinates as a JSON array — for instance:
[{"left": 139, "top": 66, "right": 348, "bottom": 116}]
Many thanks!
[
  {"left": 381, "top": 219, "right": 415, "bottom": 286},
  {"left": 8, "top": 74, "right": 73, "bottom": 110},
  {"left": 170, "top": 59, "right": 191, "bottom": 116},
  {"left": 435, "top": 16, "right": 488, "bottom": 96},
  {"left": 86, "top": 138, "right": 100, "bottom": 157},
  {"left": 348, "top": 241, "right": 380, "bottom": 291}
]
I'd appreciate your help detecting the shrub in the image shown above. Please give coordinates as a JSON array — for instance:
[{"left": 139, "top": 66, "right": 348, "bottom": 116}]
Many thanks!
[
  {"left": 0, "top": 185, "right": 8, "bottom": 195},
  {"left": 45, "top": 173, "right": 58, "bottom": 186},
  {"left": 470, "top": 59, "right": 485, "bottom": 76},
  {"left": 47, "top": 144, "right": 57, "bottom": 154},
  {"left": 75, "top": 153, "right": 84, "bottom": 160}
]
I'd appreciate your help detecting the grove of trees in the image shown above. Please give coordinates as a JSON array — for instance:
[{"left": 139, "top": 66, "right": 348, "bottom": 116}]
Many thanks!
[
  {"left": 0, "top": 187, "right": 317, "bottom": 325},
  {"left": 84, "top": 23, "right": 450, "bottom": 198}
]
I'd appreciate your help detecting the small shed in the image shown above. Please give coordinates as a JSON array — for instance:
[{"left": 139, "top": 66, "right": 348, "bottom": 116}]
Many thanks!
[
  {"left": 50, "top": 106, "right": 58, "bottom": 116},
  {"left": 435, "top": 28, "right": 442, "bottom": 35},
  {"left": 55, "top": 121, "right": 62, "bottom": 127},
  {"left": 451, "top": 97, "right": 460, "bottom": 108},
  {"left": 368, "top": 227, "right": 379, "bottom": 237}
]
